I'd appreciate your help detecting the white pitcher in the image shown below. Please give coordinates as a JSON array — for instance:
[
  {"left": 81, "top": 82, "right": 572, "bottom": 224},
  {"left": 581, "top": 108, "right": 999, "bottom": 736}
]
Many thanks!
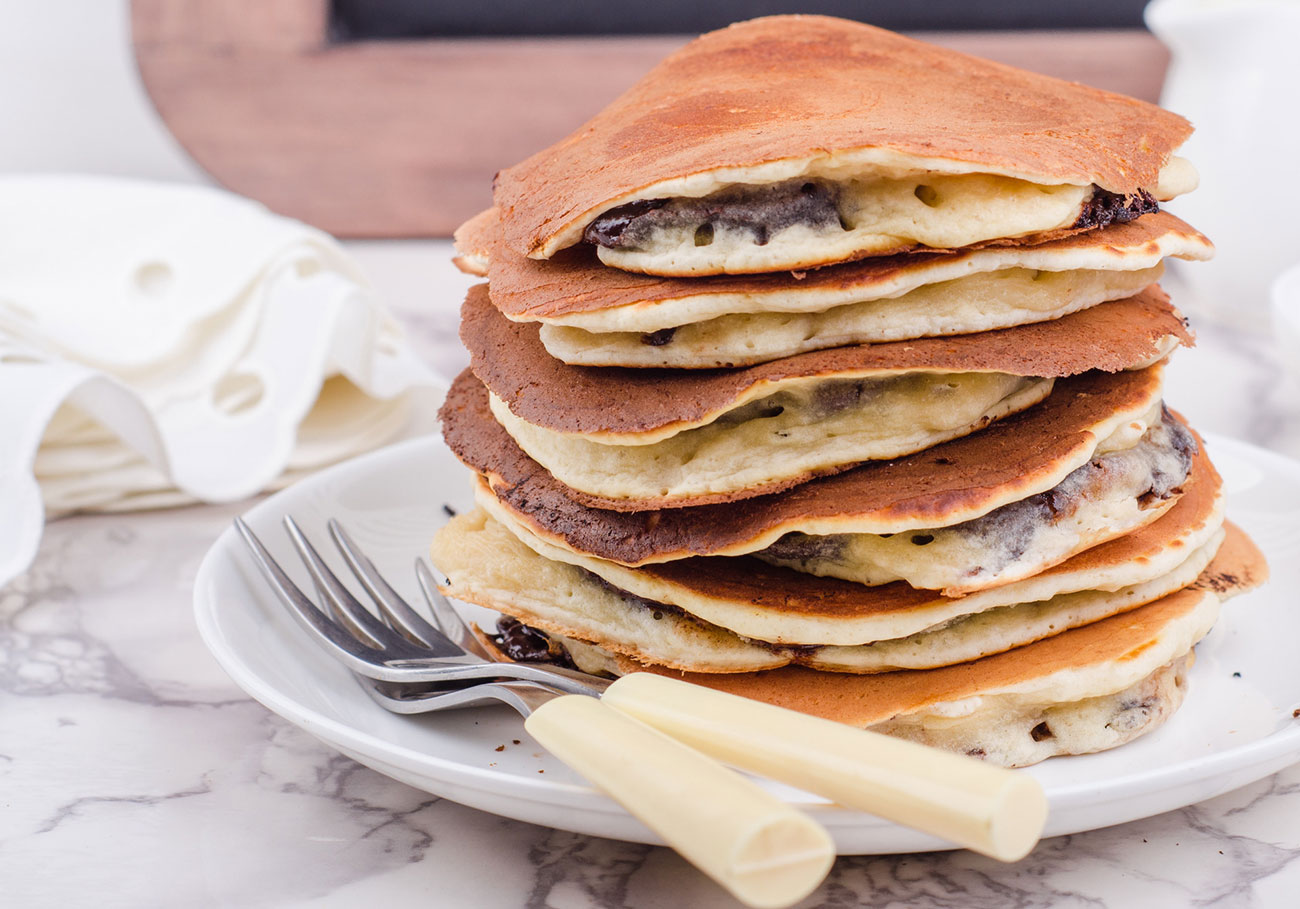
[{"left": 1146, "top": 0, "right": 1300, "bottom": 325}]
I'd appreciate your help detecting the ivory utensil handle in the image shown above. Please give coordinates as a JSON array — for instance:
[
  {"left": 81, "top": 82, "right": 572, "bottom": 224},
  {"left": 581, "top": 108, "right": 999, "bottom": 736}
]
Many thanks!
[
  {"left": 524, "top": 695, "right": 834, "bottom": 909},
  {"left": 602, "top": 673, "right": 1048, "bottom": 862}
]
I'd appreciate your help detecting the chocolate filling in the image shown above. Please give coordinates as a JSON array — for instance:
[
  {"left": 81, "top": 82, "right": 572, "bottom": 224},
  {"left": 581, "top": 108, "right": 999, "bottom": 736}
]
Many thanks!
[
  {"left": 583, "top": 182, "right": 1158, "bottom": 252},
  {"left": 583, "top": 568, "right": 684, "bottom": 620},
  {"left": 640, "top": 327, "right": 677, "bottom": 346},
  {"left": 1072, "top": 187, "right": 1159, "bottom": 231},
  {"left": 492, "top": 617, "right": 576, "bottom": 668},
  {"left": 584, "top": 179, "right": 843, "bottom": 250},
  {"left": 761, "top": 408, "right": 1196, "bottom": 573},
  {"left": 810, "top": 377, "right": 887, "bottom": 416}
]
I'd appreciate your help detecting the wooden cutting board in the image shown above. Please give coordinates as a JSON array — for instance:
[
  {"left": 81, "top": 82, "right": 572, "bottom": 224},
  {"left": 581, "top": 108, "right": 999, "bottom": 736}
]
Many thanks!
[{"left": 131, "top": 0, "right": 1170, "bottom": 238}]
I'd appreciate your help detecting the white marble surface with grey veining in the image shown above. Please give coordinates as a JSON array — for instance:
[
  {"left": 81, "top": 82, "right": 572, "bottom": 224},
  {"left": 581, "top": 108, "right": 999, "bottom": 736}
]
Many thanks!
[{"left": 3, "top": 246, "right": 1299, "bottom": 909}]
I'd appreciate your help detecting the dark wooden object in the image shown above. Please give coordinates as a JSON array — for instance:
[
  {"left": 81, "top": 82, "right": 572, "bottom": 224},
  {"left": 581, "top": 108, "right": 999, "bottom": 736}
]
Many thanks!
[{"left": 131, "top": 0, "right": 1170, "bottom": 237}]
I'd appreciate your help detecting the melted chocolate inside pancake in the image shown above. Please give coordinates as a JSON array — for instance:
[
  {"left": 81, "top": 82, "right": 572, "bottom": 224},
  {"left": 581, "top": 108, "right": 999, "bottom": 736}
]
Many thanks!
[
  {"left": 585, "top": 182, "right": 1158, "bottom": 255},
  {"left": 756, "top": 408, "right": 1195, "bottom": 593},
  {"left": 1074, "top": 188, "right": 1160, "bottom": 231},
  {"left": 441, "top": 365, "right": 1168, "bottom": 564},
  {"left": 585, "top": 179, "right": 844, "bottom": 250}
]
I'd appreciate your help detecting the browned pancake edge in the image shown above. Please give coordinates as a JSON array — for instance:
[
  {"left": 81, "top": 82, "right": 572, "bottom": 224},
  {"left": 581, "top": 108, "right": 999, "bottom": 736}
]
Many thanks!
[{"left": 463, "top": 283, "right": 1190, "bottom": 436}]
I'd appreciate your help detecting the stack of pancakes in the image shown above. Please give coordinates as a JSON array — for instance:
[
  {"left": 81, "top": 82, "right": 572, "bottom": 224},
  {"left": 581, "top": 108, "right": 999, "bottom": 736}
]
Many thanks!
[{"left": 433, "top": 17, "right": 1268, "bottom": 767}]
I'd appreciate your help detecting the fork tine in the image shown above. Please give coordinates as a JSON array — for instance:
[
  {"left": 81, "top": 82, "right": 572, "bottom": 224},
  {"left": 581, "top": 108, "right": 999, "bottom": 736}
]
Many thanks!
[
  {"left": 414, "top": 560, "right": 498, "bottom": 662},
  {"left": 238, "top": 519, "right": 604, "bottom": 689},
  {"left": 282, "top": 516, "right": 415, "bottom": 654},
  {"left": 328, "top": 519, "right": 463, "bottom": 658},
  {"left": 234, "top": 518, "right": 394, "bottom": 674}
]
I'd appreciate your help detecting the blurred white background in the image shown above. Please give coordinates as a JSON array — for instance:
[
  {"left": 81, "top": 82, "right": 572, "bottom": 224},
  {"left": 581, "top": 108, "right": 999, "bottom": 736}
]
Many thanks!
[{"left": 0, "top": 0, "right": 206, "bottom": 181}]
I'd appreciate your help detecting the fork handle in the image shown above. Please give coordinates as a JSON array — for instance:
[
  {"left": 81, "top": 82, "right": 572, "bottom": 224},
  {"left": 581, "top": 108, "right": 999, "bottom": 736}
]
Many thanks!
[
  {"left": 524, "top": 695, "right": 833, "bottom": 909},
  {"left": 601, "top": 673, "right": 1048, "bottom": 862}
]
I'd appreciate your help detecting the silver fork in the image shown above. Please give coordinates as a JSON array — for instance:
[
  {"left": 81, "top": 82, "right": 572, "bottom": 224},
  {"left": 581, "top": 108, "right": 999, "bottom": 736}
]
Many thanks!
[
  {"left": 235, "top": 516, "right": 606, "bottom": 701},
  {"left": 233, "top": 515, "right": 1046, "bottom": 866},
  {"left": 234, "top": 515, "right": 836, "bottom": 909}
]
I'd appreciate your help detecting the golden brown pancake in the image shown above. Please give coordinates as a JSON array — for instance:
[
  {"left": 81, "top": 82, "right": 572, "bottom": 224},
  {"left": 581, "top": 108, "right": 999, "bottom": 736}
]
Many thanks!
[
  {"left": 470, "top": 527, "right": 1266, "bottom": 765},
  {"left": 457, "top": 209, "right": 1209, "bottom": 327},
  {"left": 494, "top": 16, "right": 1193, "bottom": 261},
  {"left": 657, "top": 527, "right": 1266, "bottom": 722},
  {"left": 437, "top": 515, "right": 1234, "bottom": 672},
  {"left": 464, "top": 285, "right": 1190, "bottom": 439},
  {"left": 469, "top": 446, "right": 1221, "bottom": 646},
  {"left": 452, "top": 208, "right": 493, "bottom": 277},
  {"left": 440, "top": 365, "right": 1168, "bottom": 552}
]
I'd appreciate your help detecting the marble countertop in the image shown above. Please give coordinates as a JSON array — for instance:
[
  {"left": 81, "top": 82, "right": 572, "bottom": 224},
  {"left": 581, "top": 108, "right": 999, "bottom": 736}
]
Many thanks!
[{"left": 3, "top": 247, "right": 1299, "bottom": 908}]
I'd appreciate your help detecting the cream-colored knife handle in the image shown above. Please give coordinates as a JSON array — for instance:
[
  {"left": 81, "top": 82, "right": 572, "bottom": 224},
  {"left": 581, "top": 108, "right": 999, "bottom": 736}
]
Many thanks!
[
  {"left": 602, "top": 673, "right": 1048, "bottom": 862},
  {"left": 524, "top": 695, "right": 833, "bottom": 909}
]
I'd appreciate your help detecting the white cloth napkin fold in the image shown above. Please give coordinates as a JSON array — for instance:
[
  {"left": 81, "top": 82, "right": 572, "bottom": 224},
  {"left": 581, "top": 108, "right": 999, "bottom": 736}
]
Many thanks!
[{"left": 0, "top": 175, "right": 444, "bottom": 586}]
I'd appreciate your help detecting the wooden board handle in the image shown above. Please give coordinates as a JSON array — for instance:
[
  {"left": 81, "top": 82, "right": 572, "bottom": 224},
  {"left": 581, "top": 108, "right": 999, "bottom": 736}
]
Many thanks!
[
  {"left": 525, "top": 695, "right": 834, "bottom": 908},
  {"left": 602, "top": 673, "right": 1048, "bottom": 862}
]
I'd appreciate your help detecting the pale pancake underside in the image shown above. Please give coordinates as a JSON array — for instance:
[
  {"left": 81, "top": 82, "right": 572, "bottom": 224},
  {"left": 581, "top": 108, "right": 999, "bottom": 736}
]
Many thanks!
[
  {"left": 871, "top": 656, "right": 1193, "bottom": 767},
  {"left": 490, "top": 372, "right": 1053, "bottom": 504},
  {"left": 467, "top": 466, "right": 1224, "bottom": 646},
  {"left": 526, "top": 218, "right": 1211, "bottom": 334},
  {"left": 561, "top": 586, "right": 1222, "bottom": 768},
  {"left": 560, "top": 633, "right": 1196, "bottom": 768},
  {"left": 540, "top": 266, "right": 1163, "bottom": 368},
  {"left": 432, "top": 507, "right": 1226, "bottom": 675},
  {"left": 477, "top": 388, "right": 1170, "bottom": 574},
  {"left": 758, "top": 408, "right": 1190, "bottom": 595},
  {"left": 543, "top": 150, "right": 1196, "bottom": 264},
  {"left": 475, "top": 582, "right": 1227, "bottom": 767},
  {"left": 594, "top": 172, "right": 1095, "bottom": 276}
]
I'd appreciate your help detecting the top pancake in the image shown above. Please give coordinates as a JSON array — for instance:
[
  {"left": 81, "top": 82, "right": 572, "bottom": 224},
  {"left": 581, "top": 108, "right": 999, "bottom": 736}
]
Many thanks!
[
  {"left": 494, "top": 16, "right": 1193, "bottom": 259},
  {"left": 457, "top": 209, "right": 1211, "bottom": 329},
  {"left": 464, "top": 284, "right": 1190, "bottom": 438}
]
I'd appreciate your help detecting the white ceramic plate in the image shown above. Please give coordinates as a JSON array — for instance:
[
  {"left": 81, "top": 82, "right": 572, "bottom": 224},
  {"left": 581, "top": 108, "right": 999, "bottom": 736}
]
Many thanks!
[{"left": 194, "top": 432, "right": 1300, "bottom": 854}]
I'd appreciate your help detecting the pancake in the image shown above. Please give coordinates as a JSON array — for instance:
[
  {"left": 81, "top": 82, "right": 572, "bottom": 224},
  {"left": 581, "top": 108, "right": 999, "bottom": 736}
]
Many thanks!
[
  {"left": 456, "top": 210, "right": 1211, "bottom": 368},
  {"left": 452, "top": 208, "right": 493, "bottom": 277},
  {"left": 442, "top": 364, "right": 1169, "bottom": 560},
  {"left": 465, "top": 528, "right": 1266, "bottom": 765},
  {"left": 462, "top": 287, "right": 1190, "bottom": 506},
  {"left": 489, "top": 372, "right": 1053, "bottom": 505},
  {"left": 433, "top": 499, "right": 1230, "bottom": 672},
  {"left": 465, "top": 284, "right": 1189, "bottom": 441},
  {"left": 479, "top": 405, "right": 1193, "bottom": 597},
  {"left": 758, "top": 409, "right": 1194, "bottom": 594},
  {"left": 494, "top": 16, "right": 1195, "bottom": 272},
  {"left": 448, "top": 445, "right": 1223, "bottom": 646}
]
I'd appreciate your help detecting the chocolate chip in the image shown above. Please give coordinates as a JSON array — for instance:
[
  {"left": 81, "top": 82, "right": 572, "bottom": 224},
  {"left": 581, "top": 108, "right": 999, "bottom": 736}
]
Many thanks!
[
  {"left": 1072, "top": 186, "right": 1159, "bottom": 231},
  {"left": 640, "top": 327, "right": 677, "bottom": 347},
  {"left": 584, "top": 179, "right": 843, "bottom": 250},
  {"left": 492, "top": 617, "right": 577, "bottom": 668}
]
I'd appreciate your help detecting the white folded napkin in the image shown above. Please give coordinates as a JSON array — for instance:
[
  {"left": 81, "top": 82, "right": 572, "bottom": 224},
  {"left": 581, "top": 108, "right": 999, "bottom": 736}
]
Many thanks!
[{"left": 0, "top": 175, "right": 444, "bottom": 586}]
